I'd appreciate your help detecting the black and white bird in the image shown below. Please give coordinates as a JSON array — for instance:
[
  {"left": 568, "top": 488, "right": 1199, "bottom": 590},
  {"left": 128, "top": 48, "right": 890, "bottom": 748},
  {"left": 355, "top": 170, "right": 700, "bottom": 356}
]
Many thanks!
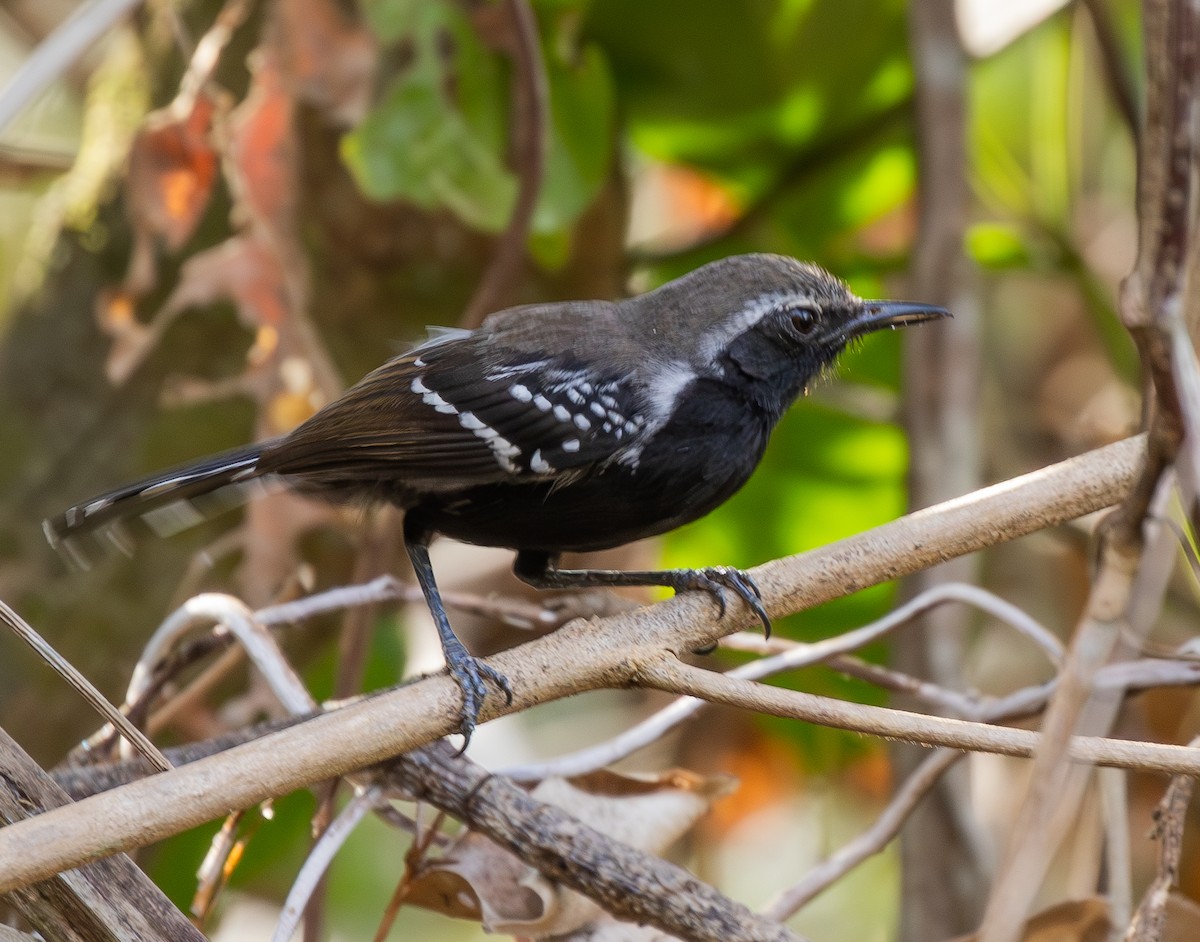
[{"left": 45, "top": 254, "right": 949, "bottom": 742}]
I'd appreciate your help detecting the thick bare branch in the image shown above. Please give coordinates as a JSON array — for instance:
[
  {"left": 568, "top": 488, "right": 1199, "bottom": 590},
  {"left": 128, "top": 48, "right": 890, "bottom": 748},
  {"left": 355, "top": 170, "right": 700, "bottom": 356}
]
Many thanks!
[
  {"left": 385, "top": 742, "right": 806, "bottom": 942},
  {"left": 0, "top": 435, "right": 1147, "bottom": 893}
]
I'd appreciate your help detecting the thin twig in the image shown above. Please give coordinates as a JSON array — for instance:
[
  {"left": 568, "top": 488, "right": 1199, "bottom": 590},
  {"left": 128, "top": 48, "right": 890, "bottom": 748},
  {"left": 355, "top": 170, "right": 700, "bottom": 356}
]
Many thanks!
[
  {"left": 1123, "top": 740, "right": 1198, "bottom": 941},
  {"left": 632, "top": 98, "right": 911, "bottom": 265},
  {"left": 273, "top": 786, "right": 383, "bottom": 942},
  {"left": 125, "top": 593, "right": 316, "bottom": 720},
  {"left": 636, "top": 656, "right": 1200, "bottom": 775},
  {"left": 503, "top": 582, "right": 1060, "bottom": 781},
  {"left": 387, "top": 742, "right": 806, "bottom": 942},
  {"left": 0, "top": 599, "right": 171, "bottom": 773},
  {"left": 258, "top": 574, "right": 562, "bottom": 631},
  {"left": 763, "top": 748, "right": 963, "bottom": 919},
  {"left": 0, "top": 0, "right": 143, "bottom": 132},
  {"left": 1081, "top": 0, "right": 1142, "bottom": 139},
  {"left": 1099, "top": 767, "right": 1133, "bottom": 933}
]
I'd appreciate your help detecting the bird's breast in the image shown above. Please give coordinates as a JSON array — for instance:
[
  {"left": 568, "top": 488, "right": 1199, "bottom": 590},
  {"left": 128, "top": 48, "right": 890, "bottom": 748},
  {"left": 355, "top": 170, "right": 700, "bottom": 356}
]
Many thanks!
[{"left": 411, "top": 377, "right": 778, "bottom": 553}]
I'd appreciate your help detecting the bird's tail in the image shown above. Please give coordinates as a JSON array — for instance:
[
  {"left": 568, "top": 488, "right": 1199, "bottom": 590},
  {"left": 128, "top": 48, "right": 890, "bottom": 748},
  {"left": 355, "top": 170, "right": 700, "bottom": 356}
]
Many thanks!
[{"left": 44, "top": 442, "right": 275, "bottom": 568}]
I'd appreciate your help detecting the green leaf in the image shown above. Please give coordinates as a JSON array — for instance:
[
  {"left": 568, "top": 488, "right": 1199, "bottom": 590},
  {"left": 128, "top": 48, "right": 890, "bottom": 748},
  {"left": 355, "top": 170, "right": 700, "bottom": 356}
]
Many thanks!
[
  {"left": 534, "top": 44, "right": 616, "bottom": 234},
  {"left": 343, "top": 1, "right": 517, "bottom": 232},
  {"left": 967, "top": 222, "right": 1031, "bottom": 269},
  {"left": 360, "top": 0, "right": 424, "bottom": 43}
]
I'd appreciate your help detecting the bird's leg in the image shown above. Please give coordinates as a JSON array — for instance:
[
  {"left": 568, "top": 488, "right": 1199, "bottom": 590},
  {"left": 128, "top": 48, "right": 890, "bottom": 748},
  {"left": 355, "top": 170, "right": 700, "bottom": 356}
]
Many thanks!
[
  {"left": 404, "top": 527, "right": 513, "bottom": 746},
  {"left": 513, "top": 551, "right": 772, "bottom": 638}
]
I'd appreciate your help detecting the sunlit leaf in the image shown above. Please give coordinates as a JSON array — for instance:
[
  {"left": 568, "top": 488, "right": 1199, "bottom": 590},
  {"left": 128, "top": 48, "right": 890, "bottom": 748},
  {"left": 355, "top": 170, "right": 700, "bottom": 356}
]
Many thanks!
[
  {"left": 343, "top": 1, "right": 517, "bottom": 232},
  {"left": 967, "top": 222, "right": 1031, "bottom": 269},
  {"left": 534, "top": 45, "right": 616, "bottom": 234}
]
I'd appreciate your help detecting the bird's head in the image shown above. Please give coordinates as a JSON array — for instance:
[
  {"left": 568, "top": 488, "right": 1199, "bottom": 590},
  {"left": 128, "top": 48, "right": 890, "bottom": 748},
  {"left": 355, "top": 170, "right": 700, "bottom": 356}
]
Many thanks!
[{"left": 649, "top": 254, "right": 949, "bottom": 397}]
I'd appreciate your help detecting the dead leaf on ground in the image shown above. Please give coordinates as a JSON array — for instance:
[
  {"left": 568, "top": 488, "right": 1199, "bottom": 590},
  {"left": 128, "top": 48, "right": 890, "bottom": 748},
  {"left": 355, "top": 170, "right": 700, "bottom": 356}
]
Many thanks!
[{"left": 404, "top": 768, "right": 735, "bottom": 939}]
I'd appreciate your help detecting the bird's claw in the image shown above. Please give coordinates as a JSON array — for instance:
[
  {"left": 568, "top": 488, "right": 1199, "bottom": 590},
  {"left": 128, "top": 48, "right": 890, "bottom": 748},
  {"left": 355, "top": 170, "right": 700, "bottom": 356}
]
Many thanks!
[
  {"left": 442, "top": 639, "right": 514, "bottom": 752},
  {"left": 678, "top": 566, "right": 772, "bottom": 639}
]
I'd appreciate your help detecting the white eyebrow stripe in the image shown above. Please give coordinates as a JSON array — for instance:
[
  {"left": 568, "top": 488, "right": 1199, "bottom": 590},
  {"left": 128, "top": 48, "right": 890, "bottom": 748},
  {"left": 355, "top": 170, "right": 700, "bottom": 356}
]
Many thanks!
[{"left": 696, "top": 290, "right": 799, "bottom": 363}]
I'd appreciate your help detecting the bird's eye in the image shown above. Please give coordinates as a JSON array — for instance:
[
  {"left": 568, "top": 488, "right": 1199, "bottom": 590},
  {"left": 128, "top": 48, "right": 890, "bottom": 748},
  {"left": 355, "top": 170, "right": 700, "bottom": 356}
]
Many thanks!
[{"left": 788, "top": 307, "right": 818, "bottom": 335}]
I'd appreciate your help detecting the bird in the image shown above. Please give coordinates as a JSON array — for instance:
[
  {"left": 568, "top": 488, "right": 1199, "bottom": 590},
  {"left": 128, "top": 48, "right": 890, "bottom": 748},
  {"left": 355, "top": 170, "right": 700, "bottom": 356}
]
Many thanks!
[{"left": 45, "top": 254, "right": 949, "bottom": 744}]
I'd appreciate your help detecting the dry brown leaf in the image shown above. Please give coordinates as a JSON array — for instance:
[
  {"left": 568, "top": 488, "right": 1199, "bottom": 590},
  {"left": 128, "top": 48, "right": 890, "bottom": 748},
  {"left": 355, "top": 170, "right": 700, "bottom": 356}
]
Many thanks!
[
  {"left": 950, "top": 898, "right": 1112, "bottom": 942},
  {"left": 120, "top": 87, "right": 225, "bottom": 300},
  {"left": 100, "top": 235, "right": 291, "bottom": 384},
  {"left": 127, "top": 90, "right": 223, "bottom": 253},
  {"left": 405, "top": 768, "right": 735, "bottom": 939},
  {"left": 276, "top": 0, "right": 377, "bottom": 126},
  {"left": 163, "top": 235, "right": 289, "bottom": 329},
  {"left": 226, "top": 50, "right": 297, "bottom": 238}
]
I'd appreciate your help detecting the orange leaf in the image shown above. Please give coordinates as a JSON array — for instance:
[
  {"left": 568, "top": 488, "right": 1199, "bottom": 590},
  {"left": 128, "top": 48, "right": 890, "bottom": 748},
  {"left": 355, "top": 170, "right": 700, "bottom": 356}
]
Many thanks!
[
  {"left": 227, "top": 51, "right": 297, "bottom": 236},
  {"left": 126, "top": 89, "right": 222, "bottom": 252}
]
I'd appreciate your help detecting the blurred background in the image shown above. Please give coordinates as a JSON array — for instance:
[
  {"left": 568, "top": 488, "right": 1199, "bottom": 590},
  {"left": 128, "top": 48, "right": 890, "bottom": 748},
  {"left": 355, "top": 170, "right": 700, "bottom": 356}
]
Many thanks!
[{"left": 0, "top": 0, "right": 1178, "bottom": 940}]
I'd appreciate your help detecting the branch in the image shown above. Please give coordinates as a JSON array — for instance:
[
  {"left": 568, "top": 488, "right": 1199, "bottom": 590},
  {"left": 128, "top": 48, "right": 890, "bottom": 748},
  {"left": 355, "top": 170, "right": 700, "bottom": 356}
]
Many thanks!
[
  {"left": 0, "top": 435, "right": 1147, "bottom": 892},
  {"left": 0, "top": 727, "right": 204, "bottom": 941},
  {"left": 383, "top": 742, "right": 806, "bottom": 942},
  {"left": 0, "top": 0, "right": 143, "bottom": 133},
  {"left": 979, "top": 3, "right": 1200, "bottom": 937},
  {"left": 635, "top": 658, "right": 1200, "bottom": 774},
  {"left": 1081, "top": 0, "right": 1142, "bottom": 139},
  {"left": 1123, "top": 740, "right": 1197, "bottom": 941}
]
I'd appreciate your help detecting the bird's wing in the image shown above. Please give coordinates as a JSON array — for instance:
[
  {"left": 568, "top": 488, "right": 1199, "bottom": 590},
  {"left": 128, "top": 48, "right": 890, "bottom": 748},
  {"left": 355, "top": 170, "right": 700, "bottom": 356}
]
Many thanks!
[{"left": 258, "top": 331, "right": 645, "bottom": 491}]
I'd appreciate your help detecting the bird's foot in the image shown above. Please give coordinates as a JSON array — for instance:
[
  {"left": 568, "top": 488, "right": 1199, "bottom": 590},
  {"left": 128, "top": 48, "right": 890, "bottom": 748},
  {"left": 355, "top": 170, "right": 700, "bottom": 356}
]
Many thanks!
[
  {"left": 672, "top": 566, "right": 772, "bottom": 639},
  {"left": 442, "top": 637, "right": 514, "bottom": 750}
]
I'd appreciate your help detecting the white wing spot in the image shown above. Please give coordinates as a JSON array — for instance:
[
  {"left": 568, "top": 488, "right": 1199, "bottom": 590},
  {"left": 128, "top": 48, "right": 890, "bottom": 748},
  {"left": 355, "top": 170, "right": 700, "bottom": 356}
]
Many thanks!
[
  {"left": 552, "top": 404, "right": 571, "bottom": 423},
  {"left": 458, "top": 411, "right": 485, "bottom": 430},
  {"left": 590, "top": 402, "right": 607, "bottom": 418},
  {"left": 562, "top": 438, "right": 580, "bottom": 453},
  {"left": 488, "top": 433, "right": 521, "bottom": 472},
  {"left": 530, "top": 449, "right": 552, "bottom": 474},
  {"left": 427, "top": 392, "right": 458, "bottom": 415},
  {"left": 533, "top": 394, "right": 552, "bottom": 412},
  {"left": 573, "top": 414, "right": 590, "bottom": 431},
  {"left": 510, "top": 384, "right": 533, "bottom": 402},
  {"left": 412, "top": 377, "right": 460, "bottom": 416}
]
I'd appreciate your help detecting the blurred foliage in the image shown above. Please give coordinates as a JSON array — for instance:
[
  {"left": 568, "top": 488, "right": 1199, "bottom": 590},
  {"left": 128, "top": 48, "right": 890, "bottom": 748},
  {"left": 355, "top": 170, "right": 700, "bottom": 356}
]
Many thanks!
[{"left": 0, "top": 0, "right": 1153, "bottom": 938}]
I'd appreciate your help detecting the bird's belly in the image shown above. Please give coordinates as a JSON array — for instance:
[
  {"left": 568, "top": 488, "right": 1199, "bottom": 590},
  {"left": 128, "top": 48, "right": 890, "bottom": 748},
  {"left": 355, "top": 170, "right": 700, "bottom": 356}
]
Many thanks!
[{"left": 415, "top": 420, "right": 769, "bottom": 553}]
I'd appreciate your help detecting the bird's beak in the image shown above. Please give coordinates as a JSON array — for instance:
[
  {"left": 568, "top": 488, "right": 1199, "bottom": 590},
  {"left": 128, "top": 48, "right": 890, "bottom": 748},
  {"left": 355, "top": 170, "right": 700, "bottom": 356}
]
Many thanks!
[{"left": 844, "top": 301, "right": 952, "bottom": 339}]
